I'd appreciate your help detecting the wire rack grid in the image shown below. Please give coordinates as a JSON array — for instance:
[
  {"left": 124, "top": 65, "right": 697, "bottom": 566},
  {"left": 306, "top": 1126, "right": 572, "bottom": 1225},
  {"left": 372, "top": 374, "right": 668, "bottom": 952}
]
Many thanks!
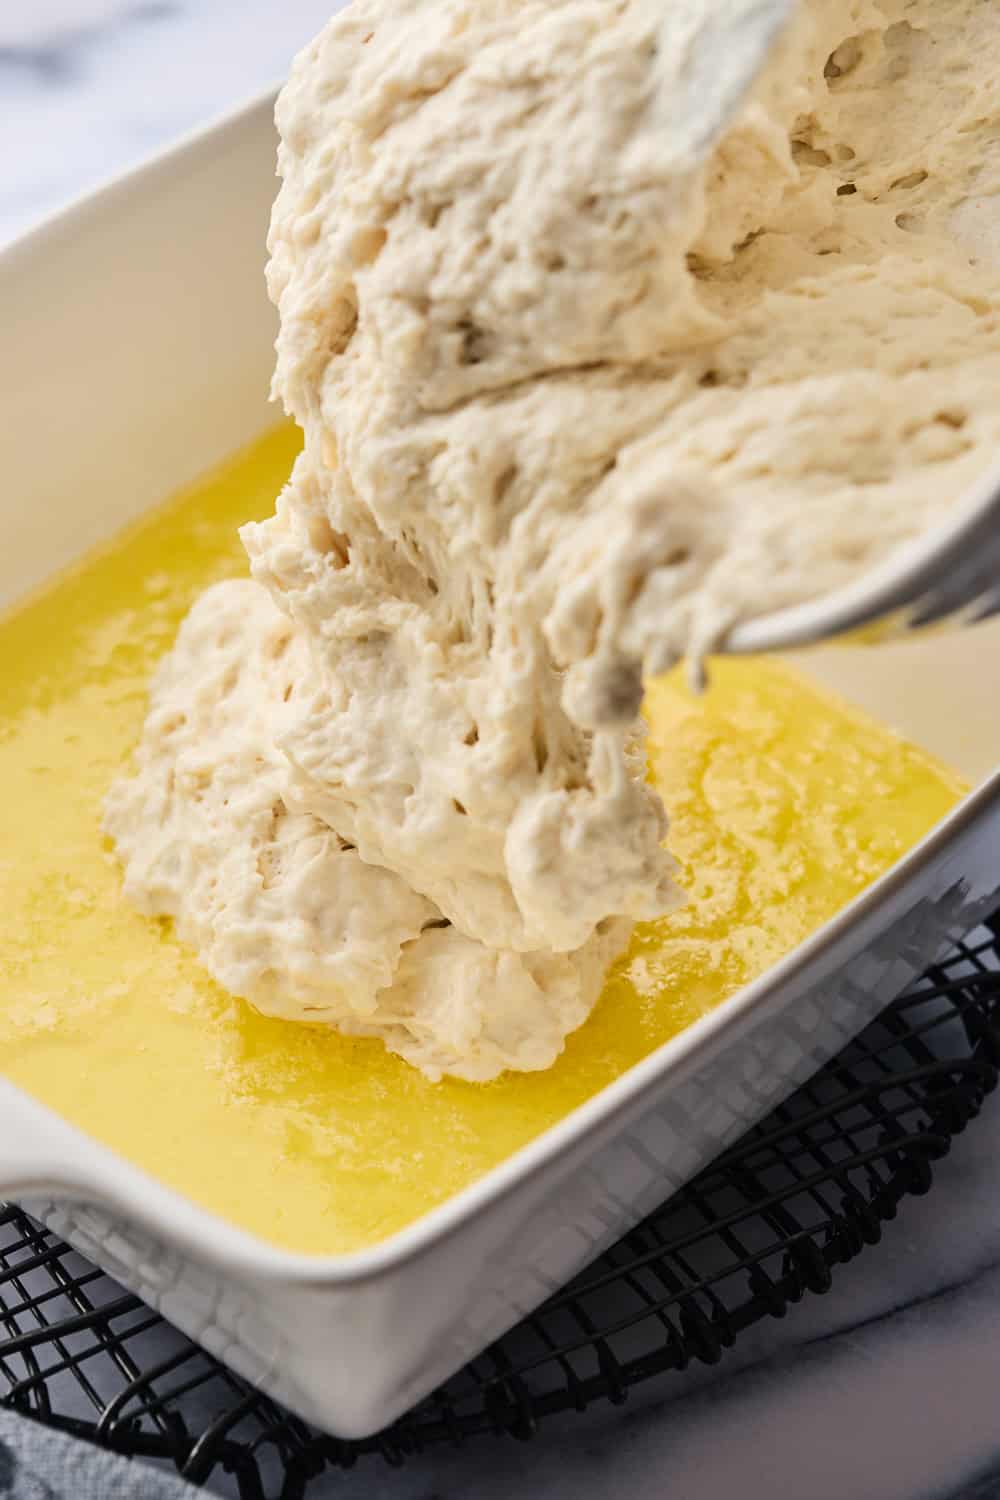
[{"left": 3, "top": 910, "right": 1000, "bottom": 1499}]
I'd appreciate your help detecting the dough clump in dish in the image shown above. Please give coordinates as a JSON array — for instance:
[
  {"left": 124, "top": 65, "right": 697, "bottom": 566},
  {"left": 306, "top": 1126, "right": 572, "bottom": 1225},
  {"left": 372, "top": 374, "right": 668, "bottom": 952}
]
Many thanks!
[{"left": 107, "top": 0, "right": 1000, "bottom": 1081}]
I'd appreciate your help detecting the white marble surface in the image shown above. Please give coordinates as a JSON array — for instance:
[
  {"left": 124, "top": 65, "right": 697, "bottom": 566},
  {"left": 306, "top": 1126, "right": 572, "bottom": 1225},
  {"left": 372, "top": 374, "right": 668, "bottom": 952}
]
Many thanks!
[
  {"left": 0, "top": 0, "right": 338, "bottom": 247},
  {"left": 3, "top": 6, "right": 1000, "bottom": 1499}
]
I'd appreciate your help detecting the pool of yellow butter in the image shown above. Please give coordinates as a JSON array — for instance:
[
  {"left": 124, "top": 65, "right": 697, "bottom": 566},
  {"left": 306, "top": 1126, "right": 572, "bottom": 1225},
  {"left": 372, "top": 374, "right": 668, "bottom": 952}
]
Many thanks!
[{"left": 0, "top": 426, "right": 967, "bottom": 1255}]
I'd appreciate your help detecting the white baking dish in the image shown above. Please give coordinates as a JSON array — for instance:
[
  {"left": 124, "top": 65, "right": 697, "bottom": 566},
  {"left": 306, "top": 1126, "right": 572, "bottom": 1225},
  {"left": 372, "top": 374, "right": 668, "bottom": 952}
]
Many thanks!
[{"left": 1, "top": 92, "right": 999, "bottom": 1441}]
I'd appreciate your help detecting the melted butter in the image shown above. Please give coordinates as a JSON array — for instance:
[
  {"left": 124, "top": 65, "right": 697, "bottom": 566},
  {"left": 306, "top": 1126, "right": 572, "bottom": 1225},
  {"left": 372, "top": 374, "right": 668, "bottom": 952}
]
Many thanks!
[{"left": 0, "top": 425, "right": 967, "bottom": 1254}]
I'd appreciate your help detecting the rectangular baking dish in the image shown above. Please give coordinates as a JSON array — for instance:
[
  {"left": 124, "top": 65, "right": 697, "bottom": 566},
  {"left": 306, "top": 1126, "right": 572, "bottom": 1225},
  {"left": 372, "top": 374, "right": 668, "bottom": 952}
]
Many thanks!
[{"left": 1, "top": 92, "right": 999, "bottom": 1441}]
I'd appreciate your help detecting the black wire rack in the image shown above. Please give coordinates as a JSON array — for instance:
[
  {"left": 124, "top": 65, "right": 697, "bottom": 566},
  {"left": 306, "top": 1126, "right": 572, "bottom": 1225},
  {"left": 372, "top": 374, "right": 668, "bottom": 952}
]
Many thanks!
[{"left": 3, "top": 910, "right": 1000, "bottom": 1498}]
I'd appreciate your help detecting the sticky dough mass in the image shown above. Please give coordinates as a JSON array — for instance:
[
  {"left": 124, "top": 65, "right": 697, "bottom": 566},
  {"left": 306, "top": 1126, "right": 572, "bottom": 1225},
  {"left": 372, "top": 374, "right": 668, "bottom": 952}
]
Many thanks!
[{"left": 106, "top": 0, "right": 1000, "bottom": 1081}]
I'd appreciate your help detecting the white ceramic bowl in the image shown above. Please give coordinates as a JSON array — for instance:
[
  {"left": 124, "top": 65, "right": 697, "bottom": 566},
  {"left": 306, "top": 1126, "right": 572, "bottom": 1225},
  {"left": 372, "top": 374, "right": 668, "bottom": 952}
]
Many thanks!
[{"left": 2, "top": 93, "right": 999, "bottom": 1440}]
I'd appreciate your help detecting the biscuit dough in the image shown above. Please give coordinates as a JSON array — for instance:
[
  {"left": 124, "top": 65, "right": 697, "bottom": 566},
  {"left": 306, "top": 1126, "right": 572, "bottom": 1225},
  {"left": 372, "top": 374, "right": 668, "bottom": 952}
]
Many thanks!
[{"left": 107, "top": 0, "right": 1000, "bottom": 1080}]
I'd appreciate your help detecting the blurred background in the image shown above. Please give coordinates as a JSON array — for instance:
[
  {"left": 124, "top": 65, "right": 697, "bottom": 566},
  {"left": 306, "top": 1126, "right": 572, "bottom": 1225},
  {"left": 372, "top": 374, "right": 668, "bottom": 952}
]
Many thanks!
[{"left": 0, "top": 0, "right": 344, "bottom": 246}]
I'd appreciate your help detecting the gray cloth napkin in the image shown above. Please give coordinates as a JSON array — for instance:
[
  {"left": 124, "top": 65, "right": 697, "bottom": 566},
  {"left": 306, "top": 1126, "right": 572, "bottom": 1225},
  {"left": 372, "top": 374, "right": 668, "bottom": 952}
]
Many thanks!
[{"left": 0, "top": 1409, "right": 200, "bottom": 1500}]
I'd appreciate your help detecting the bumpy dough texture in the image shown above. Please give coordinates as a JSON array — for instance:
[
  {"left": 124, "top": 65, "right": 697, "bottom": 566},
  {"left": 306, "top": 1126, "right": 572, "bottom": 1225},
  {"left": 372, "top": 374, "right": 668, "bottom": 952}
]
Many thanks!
[
  {"left": 106, "top": 581, "right": 628, "bottom": 1080},
  {"left": 108, "top": 0, "right": 1000, "bottom": 1080}
]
